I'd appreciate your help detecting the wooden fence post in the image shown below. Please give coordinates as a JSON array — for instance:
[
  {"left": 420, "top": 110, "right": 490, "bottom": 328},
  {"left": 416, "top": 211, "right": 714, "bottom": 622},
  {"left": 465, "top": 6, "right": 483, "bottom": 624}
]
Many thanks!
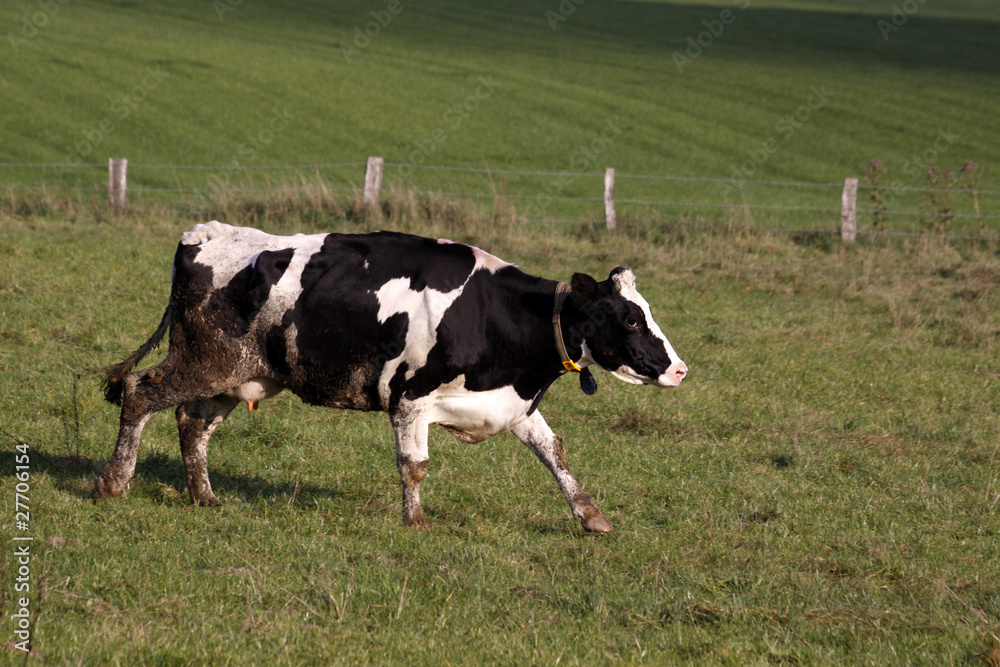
[
  {"left": 604, "top": 167, "right": 616, "bottom": 230},
  {"left": 841, "top": 177, "right": 858, "bottom": 243},
  {"left": 109, "top": 158, "right": 127, "bottom": 210},
  {"left": 364, "top": 156, "right": 384, "bottom": 207}
]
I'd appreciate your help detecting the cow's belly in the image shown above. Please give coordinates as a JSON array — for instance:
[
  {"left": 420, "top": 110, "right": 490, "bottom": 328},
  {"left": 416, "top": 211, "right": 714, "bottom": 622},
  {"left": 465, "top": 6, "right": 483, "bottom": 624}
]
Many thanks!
[{"left": 418, "top": 376, "right": 534, "bottom": 443}]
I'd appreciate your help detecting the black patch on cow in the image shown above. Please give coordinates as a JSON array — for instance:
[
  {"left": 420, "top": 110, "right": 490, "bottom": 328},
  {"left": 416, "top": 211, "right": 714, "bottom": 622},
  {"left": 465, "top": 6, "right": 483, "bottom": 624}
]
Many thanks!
[
  {"left": 169, "top": 243, "right": 216, "bottom": 350},
  {"left": 205, "top": 265, "right": 254, "bottom": 337},
  {"left": 298, "top": 232, "right": 476, "bottom": 295},
  {"left": 403, "top": 266, "right": 561, "bottom": 403},
  {"left": 253, "top": 249, "right": 295, "bottom": 296},
  {"left": 283, "top": 232, "right": 478, "bottom": 410},
  {"left": 204, "top": 248, "right": 295, "bottom": 339},
  {"left": 387, "top": 359, "right": 411, "bottom": 412},
  {"left": 264, "top": 325, "right": 292, "bottom": 378},
  {"left": 171, "top": 243, "right": 214, "bottom": 310}
]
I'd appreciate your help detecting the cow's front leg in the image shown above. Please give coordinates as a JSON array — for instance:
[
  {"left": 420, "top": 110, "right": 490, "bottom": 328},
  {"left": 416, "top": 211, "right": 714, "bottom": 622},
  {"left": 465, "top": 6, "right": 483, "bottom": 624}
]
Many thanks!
[
  {"left": 176, "top": 396, "right": 236, "bottom": 505},
  {"left": 511, "top": 411, "right": 613, "bottom": 533},
  {"left": 390, "top": 410, "right": 431, "bottom": 528}
]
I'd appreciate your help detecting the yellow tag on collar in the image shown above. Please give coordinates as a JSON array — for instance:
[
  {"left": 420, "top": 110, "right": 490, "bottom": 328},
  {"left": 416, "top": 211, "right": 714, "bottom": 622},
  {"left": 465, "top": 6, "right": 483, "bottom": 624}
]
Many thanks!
[{"left": 562, "top": 359, "right": 582, "bottom": 372}]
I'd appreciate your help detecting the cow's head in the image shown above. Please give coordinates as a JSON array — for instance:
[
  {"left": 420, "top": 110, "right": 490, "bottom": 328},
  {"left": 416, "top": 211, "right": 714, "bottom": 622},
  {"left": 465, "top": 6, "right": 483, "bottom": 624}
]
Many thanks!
[{"left": 569, "top": 267, "right": 687, "bottom": 387}]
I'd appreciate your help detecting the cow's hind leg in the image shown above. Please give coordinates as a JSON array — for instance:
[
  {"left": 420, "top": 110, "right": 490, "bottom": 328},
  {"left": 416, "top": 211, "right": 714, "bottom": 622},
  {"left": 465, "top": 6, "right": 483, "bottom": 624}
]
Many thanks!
[
  {"left": 511, "top": 411, "right": 613, "bottom": 533},
  {"left": 176, "top": 396, "right": 236, "bottom": 505},
  {"left": 95, "top": 404, "right": 154, "bottom": 499},
  {"left": 96, "top": 363, "right": 220, "bottom": 499},
  {"left": 391, "top": 410, "right": 431, "bottom": 528}
]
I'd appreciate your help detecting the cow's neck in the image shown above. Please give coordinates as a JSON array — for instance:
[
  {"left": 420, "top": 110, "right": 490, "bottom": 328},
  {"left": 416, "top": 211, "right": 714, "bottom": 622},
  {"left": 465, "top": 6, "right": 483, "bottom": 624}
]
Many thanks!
[{"left": 550, "top": 290, "right": 589, "bottom": 371}]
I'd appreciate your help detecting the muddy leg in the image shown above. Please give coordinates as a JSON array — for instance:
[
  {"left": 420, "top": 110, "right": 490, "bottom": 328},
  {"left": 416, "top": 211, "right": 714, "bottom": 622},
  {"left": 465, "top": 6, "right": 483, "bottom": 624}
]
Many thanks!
[
  {"left": 96, "top": 364, "right": 217, "bottom": 499},
  {"left": 176, "top": 396, "right": 236, "bottom": 505},
  {"left": 391, "top": 410, "right": 430, "bottom": 528},
  {"left": 95, "top": 406, "right": 153, "bottom": 499},
  {"left": 511, "top": 411, "right": 613, "bottom": 533}
]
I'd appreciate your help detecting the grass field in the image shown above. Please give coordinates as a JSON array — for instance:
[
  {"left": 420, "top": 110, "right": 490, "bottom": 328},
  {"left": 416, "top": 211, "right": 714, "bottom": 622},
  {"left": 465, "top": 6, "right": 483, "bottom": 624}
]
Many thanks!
[
  {"left": 1, "top": 205, "right": 1000, "bottom": 664},
  {"left": 1, "top": 0, "right": 999, "bottom": 228},
  {"left": 3, "top": 0, "right": 1000, "bottom": 663}
]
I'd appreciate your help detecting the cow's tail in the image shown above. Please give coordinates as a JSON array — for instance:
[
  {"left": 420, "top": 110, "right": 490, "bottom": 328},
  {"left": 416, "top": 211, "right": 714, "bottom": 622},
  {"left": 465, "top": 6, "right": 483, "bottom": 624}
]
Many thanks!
[{"left": 101, "top": 304, "right": 172, "bottom": 405}]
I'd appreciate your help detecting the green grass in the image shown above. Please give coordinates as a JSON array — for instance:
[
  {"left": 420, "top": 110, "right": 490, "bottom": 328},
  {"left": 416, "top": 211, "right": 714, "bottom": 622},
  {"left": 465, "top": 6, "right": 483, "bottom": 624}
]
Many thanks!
[
  {"left": 1, "top": 0, "right": 998, "bottom": 228},
  {"left": 2, "top": 0, "right": 1000, "bottom": 662},
  {"left": 2, "top": 205, "right": 1000, "bottom": 664}
]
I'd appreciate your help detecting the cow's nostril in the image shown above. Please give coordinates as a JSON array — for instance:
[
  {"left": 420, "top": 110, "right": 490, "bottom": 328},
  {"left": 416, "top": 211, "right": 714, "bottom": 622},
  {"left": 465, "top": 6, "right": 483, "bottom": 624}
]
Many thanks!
[{"left": 675, "top": 367, "right": 688, "bottom": 380}]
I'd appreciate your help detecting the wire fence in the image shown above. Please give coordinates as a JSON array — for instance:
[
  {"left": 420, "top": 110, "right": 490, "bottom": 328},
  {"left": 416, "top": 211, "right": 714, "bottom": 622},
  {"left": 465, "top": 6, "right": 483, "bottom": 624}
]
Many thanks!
[{"left": 2, "top": 160, "right": 997, "bottom": 238}]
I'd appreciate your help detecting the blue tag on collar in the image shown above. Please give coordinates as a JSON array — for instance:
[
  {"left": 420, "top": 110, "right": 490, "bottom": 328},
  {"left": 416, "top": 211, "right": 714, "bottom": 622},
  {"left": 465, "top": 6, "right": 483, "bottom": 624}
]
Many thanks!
[{"left": 580, "top": 368, "right": 597, "bottom": 395}]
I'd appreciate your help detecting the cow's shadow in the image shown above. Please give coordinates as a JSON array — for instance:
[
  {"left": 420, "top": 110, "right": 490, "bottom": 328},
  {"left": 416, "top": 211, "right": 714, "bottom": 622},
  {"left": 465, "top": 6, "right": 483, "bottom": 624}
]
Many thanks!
[{"left": 0, "top": 447, "right": 342, "bottom": 506}]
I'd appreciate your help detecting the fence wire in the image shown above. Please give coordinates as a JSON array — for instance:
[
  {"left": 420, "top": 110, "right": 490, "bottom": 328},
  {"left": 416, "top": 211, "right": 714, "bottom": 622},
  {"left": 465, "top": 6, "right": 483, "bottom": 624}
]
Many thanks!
[{"left": 2, "top": 160, "right": 998, "bottom": 231}]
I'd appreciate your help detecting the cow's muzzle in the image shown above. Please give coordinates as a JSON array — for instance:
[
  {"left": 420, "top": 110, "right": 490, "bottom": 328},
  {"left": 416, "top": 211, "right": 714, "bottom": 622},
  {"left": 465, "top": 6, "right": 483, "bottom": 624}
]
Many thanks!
[{"left": 656, "top": 361, "right": 688, "bottom": 388}]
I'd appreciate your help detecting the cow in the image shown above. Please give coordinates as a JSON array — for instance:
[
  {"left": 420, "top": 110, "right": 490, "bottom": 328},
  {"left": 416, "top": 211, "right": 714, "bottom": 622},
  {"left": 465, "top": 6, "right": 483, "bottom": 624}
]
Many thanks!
[{"left": 96, "top": 221, "right": 687, "bottom": 532}]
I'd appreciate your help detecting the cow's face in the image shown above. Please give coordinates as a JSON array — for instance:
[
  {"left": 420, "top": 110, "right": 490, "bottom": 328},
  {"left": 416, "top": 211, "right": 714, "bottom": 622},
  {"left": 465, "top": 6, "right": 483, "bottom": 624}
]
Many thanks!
[{"left": 569, "top": 268, "right": 687, "bottom": 388}]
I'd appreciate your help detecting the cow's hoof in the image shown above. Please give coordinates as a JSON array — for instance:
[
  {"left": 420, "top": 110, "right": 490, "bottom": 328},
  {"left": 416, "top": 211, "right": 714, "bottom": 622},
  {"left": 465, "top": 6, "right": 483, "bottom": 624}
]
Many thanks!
[
  {"left": 192, "top": 495, "right": 221, "bottom": 507},
  {"left": 405, "top": 512, "right": 428, "bottom": 530},
  {"left": 94, "top": 475, "right": 125, "bottom": 499},
  {"left": 582, "top": 515, "right": 614, "bottom": 533}
]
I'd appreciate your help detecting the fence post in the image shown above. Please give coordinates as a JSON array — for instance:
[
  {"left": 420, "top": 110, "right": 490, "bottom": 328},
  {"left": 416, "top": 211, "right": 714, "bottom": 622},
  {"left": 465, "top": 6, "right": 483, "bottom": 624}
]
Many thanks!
[
  {"left": 364, "top": 156, "right": 384, "bottom": 207},
  {"left": 840, "top": 177, "right": 858, "bottom": 243},
  {"left": 109, "top": 158, "right": 127, "bottom": 210},
  {"left": 604, "top": 167, "right": 616, "bottom": 230}
]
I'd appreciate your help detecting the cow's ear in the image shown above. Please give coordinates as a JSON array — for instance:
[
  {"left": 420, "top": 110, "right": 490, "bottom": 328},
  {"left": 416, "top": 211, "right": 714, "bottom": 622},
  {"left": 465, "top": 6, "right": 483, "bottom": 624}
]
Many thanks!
[
  {"left": 609, "top": 267, "right": 635, "bottom": 293},
  {"left": 570, "top": 272, "right": 599, "bottom": 304}
]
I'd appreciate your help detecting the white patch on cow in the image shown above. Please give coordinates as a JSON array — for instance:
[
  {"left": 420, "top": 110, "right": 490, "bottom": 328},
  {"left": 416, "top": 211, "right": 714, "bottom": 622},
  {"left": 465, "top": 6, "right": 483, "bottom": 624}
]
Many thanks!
[
  {"left": 375, "top": 277, "right": 467, "bottom": 405},
  {"left": 436, "top": 237, "right": 509, "bottom": 273},
  {"left": 578, "top": 341, "right": 596, "bottom": 369},
  {"left": 227, "top": 377, "right": 283, "bottom": 405},
  {"left": 612, "top": 268, "right": 687, "bottom": 387},
  {"left": 427, "top": 376, "right": 533, "bottom": 437},
  {"left": 471, "top": 246, "right": 510, "bottom": 274},
  {"left": 180, "top": 220, "right": 227, "bottom": 246},
  {"left": 256, "top": 243, "right": 322, "bottom": 329},
  {"left": 608, "top": 366, "right": 646, "bottom": 385},
  {"left": 182, "top": 221, "right": 327, "bottom": 291},
  {"left": 397, "top": 375, "right": 534, "bottom": 453}
]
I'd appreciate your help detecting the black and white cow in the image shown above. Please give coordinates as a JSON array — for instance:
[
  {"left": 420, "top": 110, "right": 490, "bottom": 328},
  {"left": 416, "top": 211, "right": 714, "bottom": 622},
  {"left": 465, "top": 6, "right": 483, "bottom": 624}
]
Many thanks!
[{"left": 97, "top": 221, "right": 687, "bottom": 532}]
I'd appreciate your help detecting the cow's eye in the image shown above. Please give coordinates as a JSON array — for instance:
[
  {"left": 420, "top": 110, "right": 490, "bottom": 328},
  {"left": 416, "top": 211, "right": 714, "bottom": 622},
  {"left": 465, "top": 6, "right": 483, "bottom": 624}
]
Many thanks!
[{"left": 626, "top": 318, "right": 640, "bottom": 330}]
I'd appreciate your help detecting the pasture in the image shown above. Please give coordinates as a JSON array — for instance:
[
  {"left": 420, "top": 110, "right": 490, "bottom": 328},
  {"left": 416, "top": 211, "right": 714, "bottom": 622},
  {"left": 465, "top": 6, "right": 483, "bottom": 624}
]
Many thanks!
[
  {"left": 2, "top": 0, "right": 1000, "bottom": 663},
  {"left": 2, "top": 208, "right": 1000, "bottom": 664}
]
